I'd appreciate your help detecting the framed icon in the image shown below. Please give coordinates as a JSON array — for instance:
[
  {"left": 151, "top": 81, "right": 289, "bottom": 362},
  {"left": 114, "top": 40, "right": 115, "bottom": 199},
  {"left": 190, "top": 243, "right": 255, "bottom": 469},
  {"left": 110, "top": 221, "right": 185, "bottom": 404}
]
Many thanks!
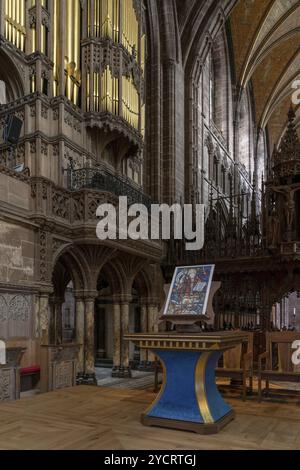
[{"left": 163, "top": 265, "right": 215, "bottom": 317}]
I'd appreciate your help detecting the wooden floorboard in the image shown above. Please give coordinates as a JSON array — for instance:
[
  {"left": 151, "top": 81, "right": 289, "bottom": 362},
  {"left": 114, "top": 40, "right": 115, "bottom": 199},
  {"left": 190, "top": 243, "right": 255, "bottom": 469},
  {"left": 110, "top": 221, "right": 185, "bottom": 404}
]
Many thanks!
[{"left": 0, "top": 386, "right": 299, "bottom": 450}]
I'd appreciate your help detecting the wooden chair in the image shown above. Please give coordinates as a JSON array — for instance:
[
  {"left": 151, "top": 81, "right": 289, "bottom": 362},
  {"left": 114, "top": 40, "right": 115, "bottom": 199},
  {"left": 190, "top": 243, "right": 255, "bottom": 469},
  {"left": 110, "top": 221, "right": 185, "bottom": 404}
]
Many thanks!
[
  {"left": 258, "top": 332, "right": 300, "bottom": 402},
  {"left": 215, "top": 332, "right": 254, "bottom": 401}
]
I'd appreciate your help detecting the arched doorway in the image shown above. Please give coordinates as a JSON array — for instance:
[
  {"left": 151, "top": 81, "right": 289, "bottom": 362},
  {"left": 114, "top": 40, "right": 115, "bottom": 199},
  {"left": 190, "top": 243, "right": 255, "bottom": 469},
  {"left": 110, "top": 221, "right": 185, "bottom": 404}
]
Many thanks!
[
  {"left": 94, "top": 275, "right": 114, "bottom": 368},
  {"left": 61, "top": 281, "right": 76, "bottom": 343},
  {"left": 94, "top": 277, "right": 144, "bottom": 369}
]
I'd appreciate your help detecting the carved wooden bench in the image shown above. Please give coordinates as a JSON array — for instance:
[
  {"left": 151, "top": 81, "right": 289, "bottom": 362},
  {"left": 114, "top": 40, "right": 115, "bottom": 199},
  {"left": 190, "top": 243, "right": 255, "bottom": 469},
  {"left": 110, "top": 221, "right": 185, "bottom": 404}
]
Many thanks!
[
  {"left": 258, "top": 332, "right": 300, "bottom": 402},
  {"left": 215, "top": 332, "right": 254, "bottom": 401}
]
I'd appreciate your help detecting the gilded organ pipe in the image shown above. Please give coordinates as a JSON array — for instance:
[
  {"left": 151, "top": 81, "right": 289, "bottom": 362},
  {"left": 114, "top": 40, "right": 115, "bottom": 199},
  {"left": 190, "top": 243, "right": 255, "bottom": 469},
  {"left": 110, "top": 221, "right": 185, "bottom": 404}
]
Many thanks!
[
  {"left": 3, "top": 0, "right": 144, "bottom": 134},
  {"left": 53, "top": 0, "right": 81, "bottom": 105},
  {"left": 5, "top": 0, "right": 26, "bottom": 51}
]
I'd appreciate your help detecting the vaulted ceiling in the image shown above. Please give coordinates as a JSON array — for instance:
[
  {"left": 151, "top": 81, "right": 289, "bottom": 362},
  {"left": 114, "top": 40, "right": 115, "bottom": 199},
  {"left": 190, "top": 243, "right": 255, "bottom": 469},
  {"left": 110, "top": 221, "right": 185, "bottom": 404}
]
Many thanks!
[{"left": 230, "top": 0, "right": 300, "bottom": 149}]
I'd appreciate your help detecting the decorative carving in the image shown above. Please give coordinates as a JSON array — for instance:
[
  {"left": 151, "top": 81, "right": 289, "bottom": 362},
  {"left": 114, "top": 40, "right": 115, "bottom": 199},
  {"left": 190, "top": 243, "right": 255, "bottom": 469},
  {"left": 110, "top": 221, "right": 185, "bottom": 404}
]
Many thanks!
[
  {"left": 30, "top": 104, "right": 36, "bottom": 117},
  {"left": 39, "top": 231, "right": 48, "bottom": 282},
  {"left": 0, "top": 371, "right": 10, "bottom": 401},
  {"left": 41, "top": 142, "right": 48, "bottom": 156},
  {"left": 52, "top": 189, "right": 70, "bottom": 220},
  {"left": 8, "top": 295, "right": 30, "bottom": 322},
  {"left": 0, "top": 296, "right": 8, "bottom": 322},
  {"left": 72, "top": 194, "right": 85, "bottom": 222},
  {"left": 39, "top": 305, "right": 49, "bottom": 332},
  {"left": 30, "top": 141, "right": 36, "bottom": 154},
  {"left": 53, "top": 107, "right": 59, "bottom": 120},
  {"left": 54, "top": 362, "right": 74, "bottom": 389},
  {"left": 41, "top": 104, "right": 48, "bottom": 119}
]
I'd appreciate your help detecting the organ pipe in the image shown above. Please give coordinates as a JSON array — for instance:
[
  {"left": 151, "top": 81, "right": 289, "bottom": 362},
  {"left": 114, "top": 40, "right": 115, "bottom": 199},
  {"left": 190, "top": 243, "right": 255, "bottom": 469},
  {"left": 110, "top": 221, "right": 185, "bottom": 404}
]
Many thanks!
[
  {"left": 4, "top": 0, "right": 144, "bottom": 133},
  {"left": 53, "top": 0, "right": 81, "bottom": 105},
  {"left": 5, "top": 0, "right": 26, "bottom": 51}
]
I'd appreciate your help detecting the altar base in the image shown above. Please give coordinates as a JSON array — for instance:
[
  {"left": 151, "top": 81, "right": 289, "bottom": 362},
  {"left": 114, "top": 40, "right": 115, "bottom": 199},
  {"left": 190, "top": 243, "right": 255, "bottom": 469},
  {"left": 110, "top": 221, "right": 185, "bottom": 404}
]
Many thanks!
[
  {"left": 141, "top": 411, "right": 235, "bottom": 435},
  {"left": 125, "top": 332, "right": 247, "bottom": 435}
]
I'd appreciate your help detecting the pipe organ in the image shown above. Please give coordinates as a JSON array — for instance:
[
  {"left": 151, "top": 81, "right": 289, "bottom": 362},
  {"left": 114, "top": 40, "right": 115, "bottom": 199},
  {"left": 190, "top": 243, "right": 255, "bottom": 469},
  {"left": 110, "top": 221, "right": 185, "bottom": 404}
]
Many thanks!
[
  {"left": 0, "top": 0, "right": 146, "bottom": 180},
  {"left": 85, "top": 0, "right": 145, "bottom": 134},
  {"left": 53, "top": 0, "right": 81, "bottom": 105},
  {"left": 2, "top": 0, "right": 145, "bottom": 140},
  {"left": 5, "top": 0, "right": 26, "bottom": 51}
]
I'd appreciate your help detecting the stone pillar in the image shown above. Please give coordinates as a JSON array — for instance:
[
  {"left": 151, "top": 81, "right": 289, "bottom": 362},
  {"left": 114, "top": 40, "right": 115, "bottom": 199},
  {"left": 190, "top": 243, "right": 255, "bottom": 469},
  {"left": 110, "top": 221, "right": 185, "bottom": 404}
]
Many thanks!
[
  {"left": 49, "top": 295, "right": 63, "bottom": 345},
  {"left": 139, "top": 303, "right": 148, "bottom": 366},
  {"left": 95, "top": 304, "right": 106, "bottom": 360},
  {"left": 0, "top": 0, "right": 5, "bottom": 36},
  {"left": 148, "top": 303, "right": 159, "bottom": 363},
  {"left": 55, "top": 298, "right": 63, "bottom": 345},
  {"left": 75, "top": 296, "right": 85, "bottom": 380},
  {"left": 120, "top": 302, "right": 131, "bottom": 378},
  {"left": 148, "top": 304, "right": 159, "bottom": 333},
  {"left": 112, "top": 302, "right": 121, "bottom": 377},
  {"left": 83, "top": 296, "right": 97, "bottom": 385},
  {"left": 39, "top": 290, "right": 52, "bottom": 345}
]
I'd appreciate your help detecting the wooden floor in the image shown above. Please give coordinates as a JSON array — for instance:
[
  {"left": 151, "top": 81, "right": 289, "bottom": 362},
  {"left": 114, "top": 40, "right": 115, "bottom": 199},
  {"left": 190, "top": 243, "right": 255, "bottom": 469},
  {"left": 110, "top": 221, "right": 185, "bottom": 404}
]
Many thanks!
[{"left": 0, "top": 386, "right": 300, "bottom": 450}]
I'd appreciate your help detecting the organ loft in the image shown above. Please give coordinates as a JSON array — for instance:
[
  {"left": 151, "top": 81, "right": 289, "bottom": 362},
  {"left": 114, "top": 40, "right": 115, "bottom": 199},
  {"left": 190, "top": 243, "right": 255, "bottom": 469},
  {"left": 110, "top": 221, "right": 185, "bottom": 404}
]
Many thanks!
[{"left": 0, "top": 0, "right": 300, "bottom": 451}]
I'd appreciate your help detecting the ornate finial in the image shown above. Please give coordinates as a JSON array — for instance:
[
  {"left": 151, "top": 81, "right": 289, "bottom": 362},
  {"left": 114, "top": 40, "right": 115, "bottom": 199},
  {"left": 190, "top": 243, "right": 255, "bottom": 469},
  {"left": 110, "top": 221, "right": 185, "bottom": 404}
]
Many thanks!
[
  {"left": 272, "top": 107, "right": 300, "bottom": 179},
  {"left": 288, "top": 104, "right": 296, "bottom": 123},
  {"left": 252, "top": 171, "right": 256, "bottom": 191}
]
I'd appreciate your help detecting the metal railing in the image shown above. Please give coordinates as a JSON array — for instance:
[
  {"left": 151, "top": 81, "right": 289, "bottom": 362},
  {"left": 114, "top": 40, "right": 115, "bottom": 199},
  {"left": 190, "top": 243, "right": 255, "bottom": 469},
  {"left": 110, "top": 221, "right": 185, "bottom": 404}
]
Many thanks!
[{"left": 67, "top": 166, "right": 153, "bottom": 208}]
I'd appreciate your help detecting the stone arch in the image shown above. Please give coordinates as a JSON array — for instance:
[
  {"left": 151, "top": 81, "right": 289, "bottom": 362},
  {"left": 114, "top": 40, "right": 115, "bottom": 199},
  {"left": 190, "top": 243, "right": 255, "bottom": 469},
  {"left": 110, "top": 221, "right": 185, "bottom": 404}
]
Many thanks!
[
  {"left": 50, "top": 248, "right": 88, "bottom": 345},
  {"left": 98, "top": 261, "right": 125, "bottom": 298},
  {"left": 212, "top": 27, "right": 234, "bottom": 148},
  {"left": 132, "top": 268, "right": 152, "bottom": 300},
  {"left": 54, "top": 249, "right": 87, "bottom": 292},
  {"left": 0, "top": 49, "right": 24, "bottom": 102}
]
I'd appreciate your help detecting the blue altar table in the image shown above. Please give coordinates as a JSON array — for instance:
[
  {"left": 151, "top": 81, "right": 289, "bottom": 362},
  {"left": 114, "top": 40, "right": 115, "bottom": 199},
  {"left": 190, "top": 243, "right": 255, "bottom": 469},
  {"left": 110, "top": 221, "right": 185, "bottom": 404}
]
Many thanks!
[{"left": 125, "top": 332, "right": 247, "bottom": 434}]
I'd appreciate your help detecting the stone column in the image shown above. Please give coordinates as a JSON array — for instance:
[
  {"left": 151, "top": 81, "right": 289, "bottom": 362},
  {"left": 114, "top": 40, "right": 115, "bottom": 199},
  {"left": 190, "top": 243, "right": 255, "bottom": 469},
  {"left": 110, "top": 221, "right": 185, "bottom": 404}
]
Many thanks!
[
  {"left": 139, "top": 303, "right": 148, "bottom": 366},
  {"left": 0, "top": 0, "right": 5, "bottom": 36},
  {"left": 148, "top": 304, "right": 159, "bottom": 363},
  {"left": 39, "top": 290, "right": 52, "bottom": 345},
  {"left": 148, "top": 304, "right": 159, "bottom": 333},
  {"left": 55, "top": 298, "right": 63, "bottom": 345},
  {"left": 120, "top": 301, "right": 131, "bottom": 378},
  {"left": 83, "top": 295, "right": 97, "bottom": 384},
  {"left": 112, "top": 302, "right": 121, "bottom": 377},
  {"left": 49, "top": 295, "right": 63, "bottom": 345},
  {"left": 75, "top": 295, "right": 85, "bottom": 380}
]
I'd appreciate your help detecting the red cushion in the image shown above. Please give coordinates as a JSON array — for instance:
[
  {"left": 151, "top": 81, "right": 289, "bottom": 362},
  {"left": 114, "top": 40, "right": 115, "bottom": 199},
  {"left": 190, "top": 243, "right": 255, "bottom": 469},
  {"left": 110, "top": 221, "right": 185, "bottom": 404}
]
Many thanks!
[{"left": 20, "top": 366, "right": 41, "bottom": 376}]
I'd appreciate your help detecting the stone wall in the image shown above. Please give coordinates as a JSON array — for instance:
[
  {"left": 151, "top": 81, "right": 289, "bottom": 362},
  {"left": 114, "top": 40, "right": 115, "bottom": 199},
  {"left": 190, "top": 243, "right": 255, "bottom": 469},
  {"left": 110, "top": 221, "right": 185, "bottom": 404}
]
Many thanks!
[{"left": 0, "top": 221, "right": 35, "bottom": 284}]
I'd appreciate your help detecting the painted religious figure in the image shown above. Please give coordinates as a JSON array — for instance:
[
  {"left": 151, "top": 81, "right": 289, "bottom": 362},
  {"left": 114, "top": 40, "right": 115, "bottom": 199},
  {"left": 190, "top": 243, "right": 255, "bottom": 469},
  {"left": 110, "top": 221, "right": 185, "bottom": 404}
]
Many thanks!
[{"left": 163, "top": 265, "right": 215, "bottom": 316}]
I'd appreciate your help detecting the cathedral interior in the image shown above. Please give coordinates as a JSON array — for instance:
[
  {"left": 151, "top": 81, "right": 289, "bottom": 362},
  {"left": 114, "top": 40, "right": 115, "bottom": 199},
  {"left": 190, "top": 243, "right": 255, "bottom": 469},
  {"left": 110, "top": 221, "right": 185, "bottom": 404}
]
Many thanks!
[{"left": 1, "top": 0, "right": 300, "bottom": 452}]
